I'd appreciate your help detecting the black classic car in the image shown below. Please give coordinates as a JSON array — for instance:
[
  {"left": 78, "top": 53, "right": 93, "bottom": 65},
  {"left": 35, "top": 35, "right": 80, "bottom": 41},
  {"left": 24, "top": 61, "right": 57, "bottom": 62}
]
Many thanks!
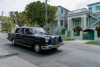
[{"left": 7, "top": 27, "right": 64, "bottom": 53}]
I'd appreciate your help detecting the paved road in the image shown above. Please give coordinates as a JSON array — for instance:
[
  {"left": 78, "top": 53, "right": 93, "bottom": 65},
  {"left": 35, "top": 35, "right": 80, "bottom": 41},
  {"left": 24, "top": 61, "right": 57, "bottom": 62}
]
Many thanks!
[{"left": 0, "top": 33, "right": 100, "bottom": 67}]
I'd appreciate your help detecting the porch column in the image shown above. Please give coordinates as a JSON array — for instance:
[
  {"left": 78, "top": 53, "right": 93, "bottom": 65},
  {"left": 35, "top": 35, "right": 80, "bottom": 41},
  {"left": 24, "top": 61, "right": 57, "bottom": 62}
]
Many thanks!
[
  {"left": 71, "top": 30, "right": 74, "bottom": 38},
  {"left": 83, "top": 15, "right": 87, "bottom": 30},
  {"left": 94, "top": 31, "right": 98, "bottom": 41},
  {"left": 65, "top": 31, "right": 67, "bottom": 38},
  {"left": 68, "top": 18, "right": 71, "bottom": 31},
  {"left": 80, "top": 31, "right": 83, "bottom": 40}
]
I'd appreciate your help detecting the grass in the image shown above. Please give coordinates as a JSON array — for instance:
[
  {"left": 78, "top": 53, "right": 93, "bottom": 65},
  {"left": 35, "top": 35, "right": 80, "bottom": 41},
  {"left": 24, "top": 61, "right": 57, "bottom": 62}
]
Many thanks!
[
  {"left": 63, "top": 37, "right": 75, "bottom": 41},
  {"left": 86, "top": 41, "right": 100, "bottom": 45}
]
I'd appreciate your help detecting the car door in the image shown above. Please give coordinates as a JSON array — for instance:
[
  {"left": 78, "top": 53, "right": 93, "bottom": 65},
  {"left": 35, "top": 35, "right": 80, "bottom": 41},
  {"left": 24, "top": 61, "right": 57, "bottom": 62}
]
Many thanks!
[
  {"left": 14, "top": 28, "right": 23, "bottom": 44},
  {"left": 22, "top": 28, "right": 33, "bottom": 46},
  {"left": 27, "top": 28, "right": 34, "bottom": 46},
  {"left": 21, "top": 28, "right": 27, "bottom": 45}
]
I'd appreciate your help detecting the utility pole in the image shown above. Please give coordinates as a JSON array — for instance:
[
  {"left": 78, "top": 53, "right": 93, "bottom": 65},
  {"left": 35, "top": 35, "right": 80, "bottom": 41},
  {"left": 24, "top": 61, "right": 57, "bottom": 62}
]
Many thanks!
[
  {"left": 45, "top": 0, "right": 48, "bottom": 23},
  {"left": 45, "top": 0, "right": 48, "bottom": 33}
]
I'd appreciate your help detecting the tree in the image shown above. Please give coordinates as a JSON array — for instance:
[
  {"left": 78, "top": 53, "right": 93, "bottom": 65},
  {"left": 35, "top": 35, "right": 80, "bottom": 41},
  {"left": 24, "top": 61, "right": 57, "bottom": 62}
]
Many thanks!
[
  {"left": 73, "top": 26, "right": 83, "bottom": 32},
  {"left": 9, "top": 11, "right": 16, "bottom": 23},
  {"left": 1, "top": 17, "right": 14, "bottom": 32},
  {"left": 96, "top": 26, "right": 100, "bottom": 31},
  {"left": 9, "top": 11, "right": 29, "bottom": 26},
  {"left": 25, "top": 1, "right": 57, "bottom": 26}
]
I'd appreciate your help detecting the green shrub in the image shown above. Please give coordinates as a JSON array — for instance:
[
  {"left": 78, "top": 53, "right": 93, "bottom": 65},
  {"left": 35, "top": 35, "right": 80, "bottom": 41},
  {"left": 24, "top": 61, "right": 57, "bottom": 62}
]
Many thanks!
[
  {"left": 86, "top": 41, "right": 100, "bottom": 45},
  {"left": 61, "top": 28, "right": 66, "bottom": 34}
]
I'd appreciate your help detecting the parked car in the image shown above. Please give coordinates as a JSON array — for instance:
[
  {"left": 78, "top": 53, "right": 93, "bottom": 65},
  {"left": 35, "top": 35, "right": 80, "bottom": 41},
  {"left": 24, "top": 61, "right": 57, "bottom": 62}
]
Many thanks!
[{"left": 7, "top": 27, "right": 64, "bottom": 53}]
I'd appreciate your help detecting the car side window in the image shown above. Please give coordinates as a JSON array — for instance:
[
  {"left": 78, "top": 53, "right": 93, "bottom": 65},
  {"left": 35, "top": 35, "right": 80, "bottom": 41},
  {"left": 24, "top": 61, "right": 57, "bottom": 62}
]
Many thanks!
[
  {"left": 24, "top": 28, "right": 32, "bottom": 35},
  {"left": 24, "top": 28, "right": 28, "bottom": 34},
  {"left": 29, "top": 28, "right": 33, "bottom": 34},
  {"left": 15, "top": 28, "right": 22, "bottom": 34}
]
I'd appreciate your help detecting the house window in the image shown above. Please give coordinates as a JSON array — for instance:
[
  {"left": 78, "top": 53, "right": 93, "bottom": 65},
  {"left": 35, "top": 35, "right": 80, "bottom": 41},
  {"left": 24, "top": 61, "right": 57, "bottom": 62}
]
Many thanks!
[
  {"left": 61, "top": 8, "right": 63, "bottom": 14},
  {"left": 60, "top": 20, "right": 63, "bottom": 26},
  {"left": 96, "top": 6, "right": 100, "bottom": 10},
  {"left": 89, "top": 7, "right": 92, "bottom": 13},
  {"left": 73, "top": 18, "right": 81, "bottom": 27}
]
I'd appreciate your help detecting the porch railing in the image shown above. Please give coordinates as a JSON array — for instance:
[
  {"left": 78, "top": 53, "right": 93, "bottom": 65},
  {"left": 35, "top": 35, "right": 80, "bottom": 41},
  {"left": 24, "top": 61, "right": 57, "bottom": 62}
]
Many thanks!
[{"left": 68, "top": 8, "right": 88, "bottom": 15}]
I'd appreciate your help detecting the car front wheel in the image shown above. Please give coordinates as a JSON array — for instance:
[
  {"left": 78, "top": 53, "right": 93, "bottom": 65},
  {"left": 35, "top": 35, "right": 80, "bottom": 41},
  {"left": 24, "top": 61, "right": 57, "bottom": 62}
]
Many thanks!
[{"left": 34, "top": 44, "right": 41, "bottom": 53}]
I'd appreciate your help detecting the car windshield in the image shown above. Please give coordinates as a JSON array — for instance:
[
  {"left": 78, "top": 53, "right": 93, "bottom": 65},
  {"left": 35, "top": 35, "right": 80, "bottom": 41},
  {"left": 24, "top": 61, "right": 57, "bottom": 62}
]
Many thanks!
[{"left": 33, "top": 27, "right": 46, "bottom": 35}]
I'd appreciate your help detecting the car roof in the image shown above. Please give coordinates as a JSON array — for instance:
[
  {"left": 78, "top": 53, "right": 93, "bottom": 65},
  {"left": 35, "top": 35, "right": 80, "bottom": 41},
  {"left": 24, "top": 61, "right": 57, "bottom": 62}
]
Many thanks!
[{"left": 17, "top": 26, "right": 42, "bottom": 29}]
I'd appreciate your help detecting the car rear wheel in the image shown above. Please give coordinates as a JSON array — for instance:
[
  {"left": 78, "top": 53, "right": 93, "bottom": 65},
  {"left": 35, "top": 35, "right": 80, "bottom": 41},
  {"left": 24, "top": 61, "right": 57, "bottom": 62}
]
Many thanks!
[
  {"left": 34, "top": 44, "right": 41, "bottom": 53},
  {"left": 12, "top": 40, "right": 16, "bottom": 46}
]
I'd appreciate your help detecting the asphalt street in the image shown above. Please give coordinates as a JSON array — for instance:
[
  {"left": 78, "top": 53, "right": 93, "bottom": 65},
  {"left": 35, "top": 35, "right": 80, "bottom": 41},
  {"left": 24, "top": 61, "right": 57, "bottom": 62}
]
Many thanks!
[{"left": 0, "top": 33, "right": 100, "bottom": 67}]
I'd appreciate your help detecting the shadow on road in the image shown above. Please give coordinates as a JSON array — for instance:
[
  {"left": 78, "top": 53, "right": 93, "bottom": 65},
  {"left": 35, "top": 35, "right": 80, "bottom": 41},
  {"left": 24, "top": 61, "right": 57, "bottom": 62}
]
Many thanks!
[{"left": 4, "top": 43, "right": 63, "bottom": 57}]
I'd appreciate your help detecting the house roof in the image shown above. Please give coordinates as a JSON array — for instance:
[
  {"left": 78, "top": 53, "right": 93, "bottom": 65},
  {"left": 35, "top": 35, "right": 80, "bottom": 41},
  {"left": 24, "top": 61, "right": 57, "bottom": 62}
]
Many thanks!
[
  {"left": 87, "top": 2, "right": 100, "bottom": 6},
  {"left": 57, "top": 6, "right": 70, "bottom": 11}
]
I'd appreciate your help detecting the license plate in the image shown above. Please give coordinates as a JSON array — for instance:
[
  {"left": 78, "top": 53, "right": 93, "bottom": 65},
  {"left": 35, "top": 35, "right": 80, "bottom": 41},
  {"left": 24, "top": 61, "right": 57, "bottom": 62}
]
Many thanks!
[{"left": 56, "top": 45, "right": 60, "bottom": 48}]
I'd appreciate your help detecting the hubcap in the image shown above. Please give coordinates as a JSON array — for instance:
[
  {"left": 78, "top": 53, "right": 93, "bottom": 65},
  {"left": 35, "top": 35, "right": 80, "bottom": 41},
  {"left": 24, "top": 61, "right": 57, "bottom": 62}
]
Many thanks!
[{"left": 34, "top": 44, "right": 40, "bottom": 52}]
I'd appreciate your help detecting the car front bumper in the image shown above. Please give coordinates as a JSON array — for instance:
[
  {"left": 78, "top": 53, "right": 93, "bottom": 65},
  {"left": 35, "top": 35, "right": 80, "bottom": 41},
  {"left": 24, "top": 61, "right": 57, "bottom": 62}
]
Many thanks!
[{"left": 41, "top": 42, "right": 64, "bottom": 50}]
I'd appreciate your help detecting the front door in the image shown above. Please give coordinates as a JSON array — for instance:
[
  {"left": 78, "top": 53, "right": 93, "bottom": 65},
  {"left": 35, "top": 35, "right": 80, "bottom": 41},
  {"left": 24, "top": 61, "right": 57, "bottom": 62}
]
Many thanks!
[
  {"left": 83, "top": 29, "right": 94, "bottom": 40},
  {"left": 88, "top": 31, "right": 94, "bottom": 40}
]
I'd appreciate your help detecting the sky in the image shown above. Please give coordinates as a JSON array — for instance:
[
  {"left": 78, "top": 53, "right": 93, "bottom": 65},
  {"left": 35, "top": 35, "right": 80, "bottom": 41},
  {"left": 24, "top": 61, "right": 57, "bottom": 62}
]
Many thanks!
[{"left": 0, "top": 0, "right": 100, "bottom": 16}]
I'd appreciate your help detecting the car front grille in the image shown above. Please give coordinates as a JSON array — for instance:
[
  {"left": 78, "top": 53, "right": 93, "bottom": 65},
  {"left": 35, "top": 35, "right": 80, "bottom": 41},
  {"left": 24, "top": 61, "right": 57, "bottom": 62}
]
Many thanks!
[{"left": 51, "top": 37, "right": 58, "bottom": 45}]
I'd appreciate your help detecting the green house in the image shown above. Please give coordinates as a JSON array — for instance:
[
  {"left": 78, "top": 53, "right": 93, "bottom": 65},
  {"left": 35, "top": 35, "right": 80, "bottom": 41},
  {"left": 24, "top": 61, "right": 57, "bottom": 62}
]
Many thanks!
[{"left": 67, "top": 2, "right": 100, "bottom": 40}]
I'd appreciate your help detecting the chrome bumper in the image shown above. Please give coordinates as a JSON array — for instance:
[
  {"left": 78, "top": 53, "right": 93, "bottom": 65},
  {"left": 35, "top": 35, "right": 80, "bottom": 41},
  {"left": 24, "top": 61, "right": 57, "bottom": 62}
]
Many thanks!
[{"left": 41, "top": 42, "right": 64, "bottom": 50}]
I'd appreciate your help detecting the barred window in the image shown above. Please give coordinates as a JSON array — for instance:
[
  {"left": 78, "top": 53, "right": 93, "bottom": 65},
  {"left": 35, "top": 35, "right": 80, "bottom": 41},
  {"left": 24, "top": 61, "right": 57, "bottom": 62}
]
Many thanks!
[
  {"left": 61, "top": 8, "right": 63, "bottom": 14},
  {"left": 89, "top": 7, "right": 92, "bottom": 13},
  {"left": 96, "top": 6, "right": 100, "bottom": 10}
]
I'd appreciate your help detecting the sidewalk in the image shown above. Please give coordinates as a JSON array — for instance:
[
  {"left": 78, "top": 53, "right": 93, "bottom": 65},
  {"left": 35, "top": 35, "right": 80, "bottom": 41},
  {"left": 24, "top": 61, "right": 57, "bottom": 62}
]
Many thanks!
[
  {"left": 0, "top": 33, "right": 7, "bottom": 38},
  {"left": 64, "top": 40, "right": 90, "bottom": 44},
  {"left": 0, "top": 47, "right": 37, "bottom": 67}
]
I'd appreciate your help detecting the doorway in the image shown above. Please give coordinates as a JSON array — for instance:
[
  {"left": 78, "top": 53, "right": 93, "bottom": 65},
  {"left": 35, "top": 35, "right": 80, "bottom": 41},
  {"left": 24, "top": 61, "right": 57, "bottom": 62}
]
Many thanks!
[{"left": 83, "top": 29, "right": 94, "bottom": 40}]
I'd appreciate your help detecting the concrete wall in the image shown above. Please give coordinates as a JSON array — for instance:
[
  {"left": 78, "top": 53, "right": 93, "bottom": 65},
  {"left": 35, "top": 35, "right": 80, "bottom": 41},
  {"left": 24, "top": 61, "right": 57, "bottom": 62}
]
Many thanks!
[
  {"left": 74, "top": 36, "right": 80, "bottom": 39},
  {"left": 95, "top": 37, "right": 100, "bottom": 41},
  {"left": 70, "top": 30, "right": 83, "bottom": 40},
  {"left": 98, "top": 38, "right": 100, "bottom": 41}
]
